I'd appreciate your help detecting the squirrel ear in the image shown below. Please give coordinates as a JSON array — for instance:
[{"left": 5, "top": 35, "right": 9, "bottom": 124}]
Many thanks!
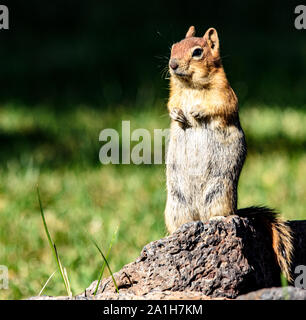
[
  {"left": 203, "top": 28, "right": 219, "bottom": 55},
  {"left": 185, "top": 26, "right": 196, "bottom": 38}
]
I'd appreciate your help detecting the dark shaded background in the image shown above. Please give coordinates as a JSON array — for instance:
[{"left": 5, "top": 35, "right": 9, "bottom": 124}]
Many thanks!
[{"left": 0, "top": 0, "right": 305, "bottom": 108}]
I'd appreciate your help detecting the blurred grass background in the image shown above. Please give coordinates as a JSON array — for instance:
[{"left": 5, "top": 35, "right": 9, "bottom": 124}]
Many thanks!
[{"left": 0, "top": 0, "right": 305, "bottom": 299}]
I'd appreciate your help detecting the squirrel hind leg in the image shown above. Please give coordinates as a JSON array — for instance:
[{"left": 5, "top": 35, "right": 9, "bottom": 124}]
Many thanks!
[
  {"left": 208, "top": 215, "right": 227, "bottom": 222},
  {"left": 164, "top": 201, "right": 195, "bottom": 234},
  {"left": 165, "top": 189, "right": 204, "bottom": 233}
]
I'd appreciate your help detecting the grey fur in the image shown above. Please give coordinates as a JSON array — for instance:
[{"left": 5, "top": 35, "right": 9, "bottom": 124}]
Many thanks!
[{"left": 165, "top": 113, "right": 247, "bottom": 233}]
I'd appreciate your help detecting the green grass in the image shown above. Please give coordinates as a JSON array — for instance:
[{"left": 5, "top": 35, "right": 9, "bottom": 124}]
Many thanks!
[
  {"left": 93, "top": 226, "right": 118, "bottom": 295},
  {"left": 91, "top": 236, "right": 119, "bottom": 294},
  {"left": 37, "top": 186, "right": 72, "bottom": 296},
  {"left": 0, "top": 102, "right": 305, "bottom": 299}
]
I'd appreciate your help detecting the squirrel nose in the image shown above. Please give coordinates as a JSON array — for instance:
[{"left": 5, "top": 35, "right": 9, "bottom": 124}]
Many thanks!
[{"left": 169, "top": 59, "right": 179, "bottom": 70}]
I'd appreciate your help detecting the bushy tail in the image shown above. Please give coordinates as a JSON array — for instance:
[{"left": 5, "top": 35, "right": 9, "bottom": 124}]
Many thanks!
[{"left": 237, "top": 206, "right": 294, "bottom": 282}]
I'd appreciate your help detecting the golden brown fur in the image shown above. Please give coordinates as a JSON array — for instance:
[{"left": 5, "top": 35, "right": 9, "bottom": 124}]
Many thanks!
[{"left": 164, "top": 26, "right": 294, "bottom": 282}]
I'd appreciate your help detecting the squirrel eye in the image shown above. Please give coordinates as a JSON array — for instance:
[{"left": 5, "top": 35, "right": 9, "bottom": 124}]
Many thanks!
[{"left": 192, "top": 48, "right": 203, "bottom": 58}]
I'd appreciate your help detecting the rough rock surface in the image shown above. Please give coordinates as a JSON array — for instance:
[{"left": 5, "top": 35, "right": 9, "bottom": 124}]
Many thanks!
[
  {"left": 29, "top": 291, "right": 227, "bottom": 300},
  {"left": 29, "top": 286, "right": 306, "bottom": 300},
  {"left": 289, "top": 220, "right": 306, "bottom": 270},
  {"left": 29, "top": 216, "right": 306, "bottom": 300},
  {"left": 237, "top": 286, "right": 306, "bottom": 300},
  {"left": 84, "top": 215, "right": 281, "bottom": 299}
]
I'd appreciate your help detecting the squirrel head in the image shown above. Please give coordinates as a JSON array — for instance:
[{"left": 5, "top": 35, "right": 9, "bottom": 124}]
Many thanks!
[{"left": 169, "top": 26, "right": 222, "bottom": 88}]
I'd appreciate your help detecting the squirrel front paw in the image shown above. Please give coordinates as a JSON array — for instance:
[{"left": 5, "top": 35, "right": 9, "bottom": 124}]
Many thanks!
[
  {"left": 189, "top": 105, "right": 207, "bottom": 120},
  {"left": 169, "top": 108, "right": 191, "bottom": 128}
]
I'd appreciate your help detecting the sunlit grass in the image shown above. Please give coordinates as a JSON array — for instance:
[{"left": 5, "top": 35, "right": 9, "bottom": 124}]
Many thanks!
[
  {"left": 37, "top": 186, "right": 72, "bottom": 296},
  {"left": 241, "top": 105, "right": 306, "bottom": 141},
  {"left": 0, "top": 102, "right": 305, "bottom": 299}
]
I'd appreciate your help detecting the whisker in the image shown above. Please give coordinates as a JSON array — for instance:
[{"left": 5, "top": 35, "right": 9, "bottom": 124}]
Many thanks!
[
  {"left": 160, "top": 113, "right": 170, "bottom": 118},
  {"left": 161, "top": 67, "right": 170, "bottom": 80},
  {"left": 220, "top": 54, "right": 230, "bottom": 60}
]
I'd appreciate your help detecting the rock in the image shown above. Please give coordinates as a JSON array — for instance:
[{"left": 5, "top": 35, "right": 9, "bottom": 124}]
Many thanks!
[
  {"left": 237, "top": 286, "right": 306, "bottom": 300},
  {"left": 84, "top": 215, "right": 282, "bottom": 299},
  {"left": 289, "top": 220, "right": 306, "bottom": 271},
  {"left": 29, "top": 291, "right": 227, "bottom": 300},
  {"left": 29, "top": 216, "right": 306, "bottom": 300}
]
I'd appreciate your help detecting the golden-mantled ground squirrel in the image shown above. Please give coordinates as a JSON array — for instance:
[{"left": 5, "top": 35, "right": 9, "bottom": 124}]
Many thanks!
[{"left": 165, "top": 26, "right": 293, "bottom": 281}]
